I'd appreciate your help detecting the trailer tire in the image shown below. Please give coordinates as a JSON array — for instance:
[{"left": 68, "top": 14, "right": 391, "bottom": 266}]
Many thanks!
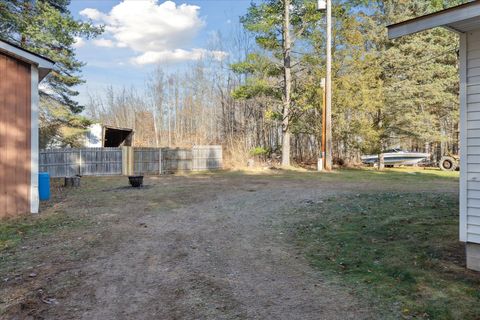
[{"left": 440, "top": 156, "right": 457, "bottom": 171}]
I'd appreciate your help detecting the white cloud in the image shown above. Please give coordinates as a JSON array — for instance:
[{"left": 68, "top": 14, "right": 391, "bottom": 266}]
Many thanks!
[
  {"left": 80, "top": 0, "right": 227, "bottom": 65},
  {"left": 79, "top": 8, "right": 107, "bottom": 21},
  {"left": 72, "top": 36, "right": 85, "bottom": 48},
  {"left": 132, "top": 48, "right": 228, "bottom": 65},
  {"left": 93, "top": 38, "right": 115, "bottom": 48}
]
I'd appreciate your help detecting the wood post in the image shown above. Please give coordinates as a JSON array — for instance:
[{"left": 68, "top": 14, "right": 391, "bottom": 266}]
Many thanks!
[
  {"left": 281, "top": 0, "right": 292, "bottom": 167},
  {"left": 378, "top": 153, "right": 385, "bottom": 171},
  {"left": 78, "top": 149, "right": 82, "bottom": 176},
  {"left": 64, "top": 176, "right": 80, "bottom": 188},
  {"left": 322, "top": 80, "right": 326, "bottom": 170},
  {"left": 122, "top": 146, "right": 134, "bottom": 176},
  {"left": 159, "top": 148, "right": 163, "bottom": 175},
  {"left": 325, "top": 0, "right": 333, "bottom": 171}
]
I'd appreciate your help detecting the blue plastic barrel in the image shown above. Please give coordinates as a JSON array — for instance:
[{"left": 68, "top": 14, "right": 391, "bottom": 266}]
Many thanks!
[{"left": 39, "top": 172, "right": 50, "bottom": 201}]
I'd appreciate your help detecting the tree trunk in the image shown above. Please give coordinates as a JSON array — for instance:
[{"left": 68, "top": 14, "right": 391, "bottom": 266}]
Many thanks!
[
  {"left": 282, "top": 0, "right": 292, "bottom": 167},
  {"left": 153, "top": 112, "right": 159, "bottom": 147}
]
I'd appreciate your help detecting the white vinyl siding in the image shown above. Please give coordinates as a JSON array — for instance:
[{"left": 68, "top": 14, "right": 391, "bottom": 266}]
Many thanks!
[{"left": 463, "top": 29, "right": 480, "bottom": 242}]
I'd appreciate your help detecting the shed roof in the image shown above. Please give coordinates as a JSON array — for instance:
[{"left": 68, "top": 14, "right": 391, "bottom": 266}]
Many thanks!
[
  {"left": 0, "top": 39, "right": 54, "bottom": 80},
  {"left": 388, "top": 1, "right": 480, "bottom": 39}
]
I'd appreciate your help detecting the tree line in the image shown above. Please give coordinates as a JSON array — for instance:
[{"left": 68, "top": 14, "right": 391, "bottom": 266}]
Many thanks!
[{"left": 0, "top": 0, "right": 466, "bottom": 167}]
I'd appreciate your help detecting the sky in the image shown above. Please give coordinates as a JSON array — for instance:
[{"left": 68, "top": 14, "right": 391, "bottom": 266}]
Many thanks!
[{"left": 68, "top": 0, "right": 251, "bottom": 106}]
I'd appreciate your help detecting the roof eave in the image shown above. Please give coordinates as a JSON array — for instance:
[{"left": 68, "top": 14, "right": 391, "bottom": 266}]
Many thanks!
[
  {"left": 103, "top": 125, "right": 134, "bottom": 132},
  {"left": 387, "top": 1, "right": 480, "bottom": 39},
  {"left": 0, "top": 40, "right": 54, "bottom": 81},
  {"left": 38, "top": 67, "right": 54, "bottom": 81}
]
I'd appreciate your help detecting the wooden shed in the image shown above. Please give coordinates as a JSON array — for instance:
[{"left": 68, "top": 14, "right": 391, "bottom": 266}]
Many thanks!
[
  {"left": 84, "top": 124, "right": 134, "bottom": 148},
  {"left": 388, "top": 1, "right": 480, "bottom": 271},
  {"left": 0, "top": 39, "right": 54, "bottom": 217}
]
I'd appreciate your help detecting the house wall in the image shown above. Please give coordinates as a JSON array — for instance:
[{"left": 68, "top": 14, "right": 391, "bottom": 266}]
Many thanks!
[
  {"left": 84, "top": 123, "right": 103, "bottom": 148},
  {"left": 0, "top": 52, "right": 32, "bottom": 217}
]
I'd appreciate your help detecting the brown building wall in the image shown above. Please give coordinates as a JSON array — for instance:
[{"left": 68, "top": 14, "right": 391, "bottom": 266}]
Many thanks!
[{"left": 0, "top": 52, "right": 31, "bottom": 217}]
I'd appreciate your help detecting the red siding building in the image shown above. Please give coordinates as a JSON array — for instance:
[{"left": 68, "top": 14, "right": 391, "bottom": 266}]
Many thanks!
[{"left": 0, "top": 40, "right": 54, "bottom": 217}]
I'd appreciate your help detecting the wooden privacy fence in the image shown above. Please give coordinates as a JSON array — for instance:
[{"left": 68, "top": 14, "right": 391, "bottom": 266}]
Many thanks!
[
  {"left": 192, "top": 145, "right": 222, "bottom": 171},
  {"left": 39, "top": 148, "right": 122, "bottom": 177},
  {"left": 162, "top": 148, "right": 193, "bottom": 174},
  {"left": 133, "top": 148, "right": 161, "bottom": 175},
  {"left": 40, "top": 146, "right": 222, "bottom": 178}
]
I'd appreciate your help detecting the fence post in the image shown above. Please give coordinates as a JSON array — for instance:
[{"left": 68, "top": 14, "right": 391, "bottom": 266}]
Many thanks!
[
  {"left": 122, "top": 146, "right": 134, "bottom": 176},
  {"left": 78, "top": 149, "right": 82, "bottom": 176},
  {"left": 192, "top": 146, "right": 196, "bottom": 171},
  {"left": 159, "top": 148, "right": 162, "bottom": 175}
]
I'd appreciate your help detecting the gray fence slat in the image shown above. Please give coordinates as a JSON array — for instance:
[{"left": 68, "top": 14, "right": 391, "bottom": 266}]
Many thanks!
[
  {"left": 161, "top": 148, "right": 192, "bottom": 174},
  {"left": 80, "top": 147, "right": 122, "bottom": 176},
  {"left": 192, "top": 145, "right": 222, "bottom": 171},
  {"left": 40, "top": 147, "right": 122, "bottom": 177},
  {"left": 134, "top": 148, "right": 161, "bottom": 175},
  {"left": 39, "top": 145, "right": 222, "bottom": 177},
  {"left": 39, "top": 149, "right": 79, "bottom": 177}
]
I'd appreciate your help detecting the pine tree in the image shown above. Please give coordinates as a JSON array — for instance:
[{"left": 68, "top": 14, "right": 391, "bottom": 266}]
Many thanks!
[
  {"left": 232, "top": 0, "right": 322, "bottom": 166},
  {"left": 0, "top": 0, "right": 102, "bottom": 113},
  {"left": 374, "top": 0, "right": 461, "bottom": 156},
  {"left": 0, "top": 0, "right": 103, "bottom": 146},
  {"left": 318, "top": 0, "right": 464, "bottom": 162}
]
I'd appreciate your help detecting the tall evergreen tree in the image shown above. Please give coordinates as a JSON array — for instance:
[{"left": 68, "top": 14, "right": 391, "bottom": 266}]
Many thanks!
[
  {"left": 304, "top": 0, "right": 466, "bottom": 163},
  {"left": 0, "top": 0, "right": 103, "bottom": 147},
  {"left": 364, "top": 0, "right": 462, "bottom": 157},
  {"left": 232, "top": 0, "right": 322, "bottom": 166},
  {"left": 0, "top": 0, "right": 103, "bottom": 113}
]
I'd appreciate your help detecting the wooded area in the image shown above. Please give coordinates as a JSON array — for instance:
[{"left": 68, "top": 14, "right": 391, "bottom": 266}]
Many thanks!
[
  {"left": 85, "top": 0, "right": 464, "bottom": 167},
  {"left": 0, "top": 0, "right": 466, "bottom": 167}
]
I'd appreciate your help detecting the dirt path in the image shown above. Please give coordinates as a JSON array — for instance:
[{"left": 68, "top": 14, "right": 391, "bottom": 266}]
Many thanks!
[
  {"left": 75, "top": 187, "right": 370, "bottom": 319},
  {"left": 5, "top": 172, "right": 434, "bottom": 319}
]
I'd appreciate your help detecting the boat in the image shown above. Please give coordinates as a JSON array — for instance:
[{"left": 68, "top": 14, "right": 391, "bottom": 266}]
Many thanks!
[{"left": 361, "top": 148, "right": 430, "bottom": 166}]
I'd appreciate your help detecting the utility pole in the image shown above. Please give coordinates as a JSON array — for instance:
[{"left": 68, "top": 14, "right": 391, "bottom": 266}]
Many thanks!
[
  {"left": 325, "top": 0, "right": 332, "bottom": 170},
  {"left": 317, "top": 78, "right": 326, "bottom": 171},
  {"left": 321, "top": 78, "right": 326, "bottom": 170},
  {"left": 317, "top": 0, "right": 332, "bottom": 171},
  {"left": 281, "top": 0, "right": 292, "bottom": 167}
]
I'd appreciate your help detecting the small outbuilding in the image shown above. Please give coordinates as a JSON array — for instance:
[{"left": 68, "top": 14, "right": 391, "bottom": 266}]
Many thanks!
[
  {"left": 84, "top": 123, "right": 134, "bottom": 147},
  {"left": 388, "top": 1, "right": 480, "bottom": 271},
  {"left": 0, "top": 39, "right": 54, "bottom": 217}
]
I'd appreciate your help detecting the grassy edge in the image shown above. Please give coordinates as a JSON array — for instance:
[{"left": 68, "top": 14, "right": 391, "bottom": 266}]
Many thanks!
[{"left": 289, "top": 191, "right": 480, "bottom": 319}]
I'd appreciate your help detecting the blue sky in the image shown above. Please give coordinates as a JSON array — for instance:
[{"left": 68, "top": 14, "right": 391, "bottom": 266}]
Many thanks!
[{"left": 68, "top": 0, "right": 251, "bottom": 105}]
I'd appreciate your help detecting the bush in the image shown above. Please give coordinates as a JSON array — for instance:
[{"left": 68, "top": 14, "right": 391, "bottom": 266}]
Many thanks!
[{"left": 250, "top": 146, "right": 270, "bottom": 157}]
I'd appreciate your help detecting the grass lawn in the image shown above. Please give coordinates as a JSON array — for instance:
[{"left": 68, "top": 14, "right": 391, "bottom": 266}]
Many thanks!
[
  {"left": 223, "top": 167, "right": 460, "bottom": 191},
  {"left": 290, "top": 169, "right": 480, "bottom": 319},
  {"left": 0, "top": 167, "right": 471, "bottom": 319},
  {"left": 0, "top": 213, "right": 88, "bottom": 252}
]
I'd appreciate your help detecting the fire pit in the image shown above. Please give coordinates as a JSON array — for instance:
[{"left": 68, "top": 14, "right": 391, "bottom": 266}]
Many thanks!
[{"left": 128, "top": 176, "right": 144, "bottom": 188}]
